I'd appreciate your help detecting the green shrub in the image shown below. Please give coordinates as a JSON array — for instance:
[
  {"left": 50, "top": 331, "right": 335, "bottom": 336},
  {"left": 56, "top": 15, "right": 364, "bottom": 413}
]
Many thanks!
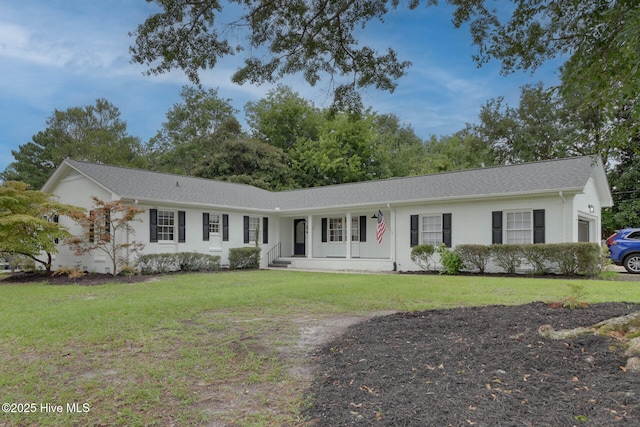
[
  {"left": 137, "top": 253, "right": 177, "bottom": 274},
  {"left": 229, "top": 247, "right": 261, "bottom": 270},
  {"left": 437, "top": 244, "right": 463, "bottom": 275},
  {"left": 410, "top": 244, "right": 436, "bottom": 271},
  {"left": 520, "top": 244, "right": 551, "bottom": 275},
  {"left": 456, "top": 245, "right": 492, "bottom": 273},
  {"left": 545, "top": 243, "right": 600, "bottom": 276},
  {"left": 176, "top": 252, "right": 221, "bottom": 272},
  {"left": 490, "top": 244, "right": 523, "bottom": 274},
  {"left": 137, "top": 252, "right": 221, "bottom": 274}
]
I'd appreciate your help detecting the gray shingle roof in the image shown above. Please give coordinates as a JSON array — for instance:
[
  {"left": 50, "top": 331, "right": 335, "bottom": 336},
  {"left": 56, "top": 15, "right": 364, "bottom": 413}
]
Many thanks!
[{"left": 60, "top": 156, "right": 600, "bottom": 212}]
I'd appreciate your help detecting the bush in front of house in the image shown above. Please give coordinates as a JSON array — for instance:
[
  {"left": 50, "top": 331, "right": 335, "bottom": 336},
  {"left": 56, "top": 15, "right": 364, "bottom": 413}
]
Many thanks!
[
  {"left": 176, "top": 252, "right": 221, "bottom": 272},
  {"left": 437, "top": 244, "right": 464, "bottom": 275},
  {"left": 490, "top": 244, "right": 523, "bottom": 274},
  {"left": 137, "top": 252, "right": 221, "bottom": 274},
  {"left": 410, "top": 244, "right": 435, "bottom": 271},
  {"left": 456, "top": 245, "right": 492, "bottom": 273},
  {"left": 228, "top": 247, "right": 261, "bottom": 270},
  {"left": 543, "top": 243, "right": 601, "bottom": 276}
]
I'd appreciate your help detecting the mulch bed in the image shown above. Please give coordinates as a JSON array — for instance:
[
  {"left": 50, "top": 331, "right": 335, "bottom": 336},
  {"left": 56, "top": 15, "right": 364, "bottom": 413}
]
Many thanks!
[
  {"left": 0, "top": 271, "right": 152, "bottom": 285},
  {"left": 306, "top": 302, "right": 640, "bottom": 426}
]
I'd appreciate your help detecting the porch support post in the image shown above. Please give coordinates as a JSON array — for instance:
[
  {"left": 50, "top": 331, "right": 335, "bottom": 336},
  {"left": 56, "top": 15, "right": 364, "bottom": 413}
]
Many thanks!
[
  {"left": 307, "top": 215, "right": 313, "bottom": 258},
  {"left": 390, "top": 206, "right": 396, "bottom": 263},
  {"left": 345, "top": 212, "right": 352, "bottom": 259}
]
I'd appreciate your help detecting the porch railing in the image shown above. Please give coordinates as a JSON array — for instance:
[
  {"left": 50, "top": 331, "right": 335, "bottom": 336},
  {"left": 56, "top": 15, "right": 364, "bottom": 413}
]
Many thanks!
[{"left": 266, "top": 242, "right": 281, "bottom": 266}]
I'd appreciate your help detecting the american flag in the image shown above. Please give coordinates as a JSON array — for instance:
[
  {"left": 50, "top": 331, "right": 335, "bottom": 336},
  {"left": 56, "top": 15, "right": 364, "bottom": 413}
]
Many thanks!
[{"left": 376, "top": 209, "right": 386, "bottom": 244}]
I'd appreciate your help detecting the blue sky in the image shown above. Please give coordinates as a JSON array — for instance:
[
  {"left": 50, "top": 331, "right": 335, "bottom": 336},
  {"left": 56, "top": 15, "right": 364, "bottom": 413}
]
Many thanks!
[{"left": 0, "top": 1, "right": 563, "bottom": 174}]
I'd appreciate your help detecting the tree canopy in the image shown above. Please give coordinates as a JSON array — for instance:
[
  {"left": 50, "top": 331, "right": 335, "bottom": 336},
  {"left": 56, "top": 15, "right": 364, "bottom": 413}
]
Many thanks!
[
  {"left": 130, "top": 0, "right": 640, "bottom": 148},
  {"left": 1, "top": 99, "right": 147, "bottom": 189},
  {"left": 0, "top": 181, "right": 78, "bottom": 271}
]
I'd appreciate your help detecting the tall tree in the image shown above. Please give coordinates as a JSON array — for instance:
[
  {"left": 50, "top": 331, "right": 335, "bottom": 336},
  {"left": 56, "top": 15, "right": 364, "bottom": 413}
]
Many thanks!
[
  {"left": 130, "top": 0, "right": 639, "bottom": 153},
  {"left": 423, "top": 129, "right": 492, "bottom": 173},
  {"left": 130, "top": 0, "right": 412, "bottom": 113},
  {"left": 0, "top": 181, "right": 77, "bottom": 272},
  {"left": 149, "top": 86, "right": 239, "bottom": 175},
  {"left": 1, "top": 99, "right": 147, "bottom": 189},
  {"left": 245, "top": 85, "right": 322, "bottom": 150},
  {"left": 291, "top": 112, "right": 376, "bottom": 186},
  {"left": 471, "top": 83, "right": 571, "bottom": 164},
  {"left": 369, "top": 113, "right": 429, "bottom": 178},
  {"left": 194, "top": 138, "right": 296, "bottom": 190}
]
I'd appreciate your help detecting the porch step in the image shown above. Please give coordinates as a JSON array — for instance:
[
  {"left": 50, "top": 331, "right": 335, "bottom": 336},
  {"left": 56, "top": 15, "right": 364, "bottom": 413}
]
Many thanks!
[{"left": 269, "top": 259, "right": 291, "bottom": 268}]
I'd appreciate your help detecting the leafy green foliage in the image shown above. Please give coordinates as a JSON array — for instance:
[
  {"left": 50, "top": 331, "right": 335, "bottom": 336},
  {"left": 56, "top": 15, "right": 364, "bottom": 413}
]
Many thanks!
[
  {"left": 148, "top": 86, "right": 239, "bottom": 175},
  {"left": 0, "top": 181, "right": 77, "bottom": 271},
  {"left": 228, "top": 247, "right": 261, "bottom": 270},
  {"left": 130, "top": 0, "right": 414, "bottom": 112},
  {"left": 193, "top": 138, "right": 296, "bottom": 190},
  {"left": 137, "top": 252, "right": 221, "bottom": 274},
  {"left": 1, "top": 99, "right": 147, "bottom": 189},
  {"left": 410, "top": 244, "right": 436, "bottom": 271},
  {"left": 456, "top": 245, "right": 492, "bottom": 273},
  {"left": 436, "top": 244, "right": 463, "bottom": 275}
]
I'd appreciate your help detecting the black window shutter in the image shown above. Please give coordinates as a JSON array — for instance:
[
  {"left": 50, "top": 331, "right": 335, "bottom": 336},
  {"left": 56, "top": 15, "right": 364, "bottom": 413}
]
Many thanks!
[
  {"left": 244, "top": 216, "right": 250, "bottom": 244},
  {"left": 178, "top": 211, "right": 186, "bottom": 243},
  {"left": 89, "top": 210, "right": 95, "bottom": 243},
  {"left": 410, "top": 214, "right": 419, "bottom": 247},
  {"left": 442, "top": 213, "right": 452, "bottom": 248},
  {"left": 359, "top": 216, "right": 367, "bottom": 242},
  {"left": 203, "top": 213, "right": 210, "bottom": 241},
  {"left": 150, "top": 209, "right": 158, "bottom": 242},
  {"left": 533, "top": 209, "right": 545, "bottom": 243},
  {"left": 104, "top": 208, "right": 111, "bottom": 236},
  {"left": 222, "top": 214, "right": 229, "bottom": 241},
  {"left": 53, "top": 215, "right": 59, "bottom": 244},
  {"left": 321, "top": 218, "right": 328, "bottom": 242},
  {"left": 492, "top": 211, "right": 503, "bottom": 244},
  {"left": 263, "top": 217, "right": 269, "bottom": 244}
]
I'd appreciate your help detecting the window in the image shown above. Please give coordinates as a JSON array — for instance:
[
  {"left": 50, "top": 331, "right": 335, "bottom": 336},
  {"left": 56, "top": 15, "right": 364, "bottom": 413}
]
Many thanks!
[
  {"left": 208, "top": 214, "right": 220, "bottom": 234},
  {"left": 329, "top": 217, "right": 344, "bottom": 242},
  {"left": 248, "top": 216, "right": 260, "bottom": 243},
  {"left": 89, "top": 209, "right": 110, "bottom": 242},
  {"left": 351, "top": 216, "right": 360, "bottom": 242},
  {"left": 157, "top": 210, "right": 175, "bottom": 241},
  {"left": 422, "top": 215, "right": 442, "bottom": 245},
  {"left": 506, "top": 211, "right": 532, "bottom": 244}
]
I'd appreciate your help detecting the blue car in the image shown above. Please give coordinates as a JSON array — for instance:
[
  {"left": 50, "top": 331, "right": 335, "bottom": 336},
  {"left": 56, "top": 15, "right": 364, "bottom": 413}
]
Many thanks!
[{"left": 606, "top": 228, "right": 640, "bottom": 274}]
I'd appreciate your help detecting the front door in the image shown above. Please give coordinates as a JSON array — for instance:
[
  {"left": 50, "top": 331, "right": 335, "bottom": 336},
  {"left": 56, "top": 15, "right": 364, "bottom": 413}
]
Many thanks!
[{"left": 294, "top": 219, "right": 306, "bottom": 256}]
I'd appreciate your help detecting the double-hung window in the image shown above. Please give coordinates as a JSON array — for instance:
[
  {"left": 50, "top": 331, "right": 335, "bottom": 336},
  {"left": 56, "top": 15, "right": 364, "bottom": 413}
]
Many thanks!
[
  {"left": 157, "top": 210, "right": 175, "bottom": 241},
  {"left": 329, "top": 218, "right": 344, "bottom": 242},
  {"left": 208, "top": 214, "right": 220, "bottom": 234},
  {"left": 421, "top": 215, "right": 443, "bottom": 245},
  {"left": 505, "top": 211, "right": 532, "bottom": 244},
  {"left": 248, "top": 216, "right": 260, "bottom": 243}
]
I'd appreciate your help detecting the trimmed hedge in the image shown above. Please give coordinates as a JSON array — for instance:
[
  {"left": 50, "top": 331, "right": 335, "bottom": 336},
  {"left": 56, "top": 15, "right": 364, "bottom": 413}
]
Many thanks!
[
  {"left": 229, "top": 247, "right": 261, "bottom": 270},
  {"left": 137, "top": 252, "right": 221, "bottom": 275},
  {"left": 490, "top": 244, "right": 523, "bottom": 274},
  {"left": 452, "top": 243, "right": 602, "bottom": 276},
  {"left": 410, "top": 244, "right": 435, "bottom": 271},
  {"left": 456, "top": 245, "right": 492, "bottom": 273}
]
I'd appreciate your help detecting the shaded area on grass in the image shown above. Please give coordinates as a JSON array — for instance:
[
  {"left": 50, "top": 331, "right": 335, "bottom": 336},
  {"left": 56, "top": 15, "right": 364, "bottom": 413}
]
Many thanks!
[{"left": 307, "top": 302, "right": 640, "bottom": 426}]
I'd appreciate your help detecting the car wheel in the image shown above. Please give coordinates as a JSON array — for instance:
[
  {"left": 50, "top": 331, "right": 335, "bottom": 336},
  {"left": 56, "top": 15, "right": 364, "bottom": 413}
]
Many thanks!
[{"left": 623, "top": 254, "right": 640, "bottom": 274}]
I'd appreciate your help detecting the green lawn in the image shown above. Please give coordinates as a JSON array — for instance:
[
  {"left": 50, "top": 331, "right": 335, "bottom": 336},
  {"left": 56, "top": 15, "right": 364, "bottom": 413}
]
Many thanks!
[{"left": 0, "top": 270, "right": 638, "bottom": 426}]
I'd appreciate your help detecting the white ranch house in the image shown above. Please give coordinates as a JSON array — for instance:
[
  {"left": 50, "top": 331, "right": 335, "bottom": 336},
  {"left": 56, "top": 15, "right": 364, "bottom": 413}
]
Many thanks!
[{"left": 42, "top": 156, "right": 612, "bottom": 273}]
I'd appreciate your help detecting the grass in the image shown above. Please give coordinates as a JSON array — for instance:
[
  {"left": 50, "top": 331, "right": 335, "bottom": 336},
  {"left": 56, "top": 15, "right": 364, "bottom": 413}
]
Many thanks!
[{"left": 0, "top": 270, "right": 639, "bottom": 426}]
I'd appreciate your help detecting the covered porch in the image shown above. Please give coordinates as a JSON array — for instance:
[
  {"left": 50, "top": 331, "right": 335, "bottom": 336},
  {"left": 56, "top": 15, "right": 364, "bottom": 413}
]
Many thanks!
[{"left": 267, "top": 210, "right": 396, "bottom": 271}]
